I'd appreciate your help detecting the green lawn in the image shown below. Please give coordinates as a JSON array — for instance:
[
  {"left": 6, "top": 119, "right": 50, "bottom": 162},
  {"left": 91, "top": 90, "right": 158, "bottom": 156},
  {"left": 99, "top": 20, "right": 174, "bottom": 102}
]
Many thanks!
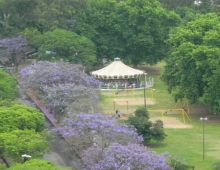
[{"left": 99, "top": 62, "right": 220, "bottom": 170}]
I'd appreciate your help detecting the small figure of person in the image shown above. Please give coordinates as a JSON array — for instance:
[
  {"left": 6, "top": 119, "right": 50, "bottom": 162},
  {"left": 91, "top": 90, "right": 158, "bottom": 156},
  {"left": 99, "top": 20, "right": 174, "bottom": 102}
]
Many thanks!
[{"left": 116, "top": 109, "right": 120, "bottom": 118}]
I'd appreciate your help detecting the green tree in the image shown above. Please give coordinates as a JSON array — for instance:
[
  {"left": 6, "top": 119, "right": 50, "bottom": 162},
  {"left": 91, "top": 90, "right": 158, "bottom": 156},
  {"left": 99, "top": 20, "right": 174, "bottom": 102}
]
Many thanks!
[
  {"left": 117, "top": 0, "right": 180, "bottom": 66},
  {"left": 33, "top": 0, "right": 88, "bottom": 32},
  {"left": 0, "top": 103, "right": 50, "bottom": 163},
  {"left": 75, "top": 0, "right": 180, "bottom": 66},
  {"left": 0, "top": 0, "right": 37, "bottom": 37},
  {"left": 128, "top": 107, "right": 167, "bottom": 143},
  {"left": 75, "top": 0, "right": 124, "bottom": 62},
  {"left": 0, "top": 69, "right": 17, "bottom": 100},
  {"left": 161, "top": 13, "right": 220, "bottom": 114},
  {"left": 158, "top": 0, "right": 195, "bottom": 10},
  {"left": 8, "top": 159, "right": 72, "bottom": 170},
  {"left": 175, "top": 7, "right": 196, "bottom": 25},
  {"left": 0, "top": 129, "right": 50, "bottom": 162},
  {"left": 197, "top": 0, "right": 214, "bottom": 14},
  {"left": 27, "top": 29, "right": 97, "bottom": 71},
  {"left": 0, "top": 103, "right": 45, "bottom": 132}
]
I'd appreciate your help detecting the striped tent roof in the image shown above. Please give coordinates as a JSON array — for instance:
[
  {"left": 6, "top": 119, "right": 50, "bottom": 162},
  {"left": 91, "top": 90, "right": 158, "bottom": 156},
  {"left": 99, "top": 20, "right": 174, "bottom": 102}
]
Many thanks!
[{"left": 91, "top": 58, "right": 145, "bottom": 79}]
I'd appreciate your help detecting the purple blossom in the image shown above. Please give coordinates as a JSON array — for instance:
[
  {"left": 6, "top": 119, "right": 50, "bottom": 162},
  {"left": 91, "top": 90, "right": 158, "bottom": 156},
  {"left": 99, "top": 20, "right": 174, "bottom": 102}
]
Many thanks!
[
  {"left": 0, "top": 35, "right": 27, "bottom": 55},
  {"left": 52, "top": 113, "right": 143, "bottom": 153},
  {"left": 0, "top": 35, "right": 29, "bottom": 68},
  {"left": 19, "top": 61, "right": 101, "bottom": 111},
  {"left": 82, "top": 143, "right": 172, "bottom": 170}
]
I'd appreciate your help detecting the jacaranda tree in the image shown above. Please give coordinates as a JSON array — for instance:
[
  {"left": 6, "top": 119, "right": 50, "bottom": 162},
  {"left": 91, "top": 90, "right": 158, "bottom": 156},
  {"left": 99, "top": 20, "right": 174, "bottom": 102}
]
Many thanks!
[
  {"left": 19, "top": 61, "right": 101, "bottom": 116},
  {"left": 51, "top": 113, "right": 143, "bottom": 154},
  {"left": 82, "top": 143, "right": 172, "bottom": 170},
  {"left": 0, "top": 35, "right": 30, "bottom": 70}
]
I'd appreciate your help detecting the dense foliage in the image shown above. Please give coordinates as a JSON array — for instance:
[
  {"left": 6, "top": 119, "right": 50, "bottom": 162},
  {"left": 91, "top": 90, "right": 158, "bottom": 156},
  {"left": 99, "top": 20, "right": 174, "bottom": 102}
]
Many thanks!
[
  {"left": 75, "top": 0, "right": 180, "bottom": 66},
  {"left": 0, "top": 129, "right": 49, "bottom": 162},
  {"left": 0, "top": 103, "right": 44, "bottom": 132},
  {"left": 0, "top": 70, "right": 17, "bottom": 100},
  {"left": 0, "top": 0, "right": 37, "bottom": 37},
  {"left": 82, "top": 143, "right": 172, "bottom": 170},
  {"left": 0, "top": 103, "right": 49, "bottom": 162},
  {"left": 20, "top": 61, "right": 101, "bottom": 115},
  {"left": 24, "top": 29, "right": 97, "bottom": 71},
  {"left": 7, "top": 159, "right": 72, "bottom": 170},
  {"left": 161, "top": 13, "right": 220, "bottom": 114},
  {"left": 33, "top": 0, "right": 87, "bottom": 32},
  {"left": 128, "top": 107, "right": 167, "bottom": 142}
]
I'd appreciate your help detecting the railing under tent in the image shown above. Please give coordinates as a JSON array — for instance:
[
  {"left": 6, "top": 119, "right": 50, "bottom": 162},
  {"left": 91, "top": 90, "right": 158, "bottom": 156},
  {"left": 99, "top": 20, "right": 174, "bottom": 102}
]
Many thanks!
[{"left": 98, "top": 77, "right": 154, "bottom": 90}]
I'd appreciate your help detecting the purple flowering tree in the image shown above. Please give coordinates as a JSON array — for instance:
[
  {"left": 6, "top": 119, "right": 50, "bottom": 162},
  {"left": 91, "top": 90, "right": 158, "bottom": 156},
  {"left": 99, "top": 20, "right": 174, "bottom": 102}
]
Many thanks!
[
  {"left": 0, "top": 35, "right": 30, "bottom": 70},
  {"left": 20, "top": 61, "right": 101, "bottom": 115},
  {"left": 52, "top": 113, "right": 143, "bottom": 153},
  {"left": 82, "top": 143, "right": 172, "bottom": 170}
]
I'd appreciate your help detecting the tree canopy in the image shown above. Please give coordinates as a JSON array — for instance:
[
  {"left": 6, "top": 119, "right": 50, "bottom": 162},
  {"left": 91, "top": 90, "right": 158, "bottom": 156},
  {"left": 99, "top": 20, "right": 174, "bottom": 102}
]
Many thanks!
[
  {"left": 0, "top": 103, "right": 45, "bottom": 132},
  {"left": 0, "top": 103, "right": 49, "bottom": 162},
  {"left": 0, "top": 129, "right": 49, "bottom": 162},
  {"left": 0, "top": 0, "right": 37, "bottom": 37},
  {"left": 161, "top": 13, "right": 220, "bottom": 114},
  {"left": 75, "top": 0, "right": 180, "bottom": 66},
  {"left": 8, "top": 159, "right": 71, "bottom": 170},
  {"left": 0, "top": 70, "right": 17, "bottom": 100},
  {"left": 19, "top": 61, "right": 101, "bottom": 115},
  {"left": 33, "top": 0, "right": 87, "bottom": 32},
  {"left": 51, "top": 113, "right": 143, "bottom": 153},
  {"left": 23, "top": 29, "right": 97, "bottom": 71},
  {"left": 0, "top": 35, "right": 31, "bottom": 69},
  {"left": 82, "top": 143, "right": 171, "bottom": 170}
]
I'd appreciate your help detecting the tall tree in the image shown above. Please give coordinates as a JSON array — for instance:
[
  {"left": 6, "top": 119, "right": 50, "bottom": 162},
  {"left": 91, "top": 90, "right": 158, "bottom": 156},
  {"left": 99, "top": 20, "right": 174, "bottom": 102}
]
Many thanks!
[
  {"left": 52, "top": 113, "right": 143, "bottom": 154},
  {"left": 161, "top": 13, "right": 220, "bottom": 114},
  {"left": 0, "top": 0, "right": 37, "bottom": 37},
  {"left": 24, "top": 29, "right": 97, "bottom": 71},
  {"left": 33, "top": 0, "right": 88, "bottom": 32},
  {"left": 75, "top": 0, "right": 124, "bottom": 62},
  {"left": 117, "top": 0, "right": 180, "bottom": 66},
  {"left": 75, "top": 0, "right": 180, "bottom": 66},
  {"left": 20, "top": 61, "right": 101, "bottom": 115},
  {"left": 0, "top": 35, "right": 31, "bottom": 70},
  {"left": 82, "top": 143, "right": 171, "bottom": 170}
]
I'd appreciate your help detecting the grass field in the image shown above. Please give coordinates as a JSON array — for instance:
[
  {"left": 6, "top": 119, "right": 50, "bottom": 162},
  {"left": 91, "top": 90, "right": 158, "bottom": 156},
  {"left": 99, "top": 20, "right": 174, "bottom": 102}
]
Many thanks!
[{"left": 99, "top": 62, "right": 220, "bottom": 170}]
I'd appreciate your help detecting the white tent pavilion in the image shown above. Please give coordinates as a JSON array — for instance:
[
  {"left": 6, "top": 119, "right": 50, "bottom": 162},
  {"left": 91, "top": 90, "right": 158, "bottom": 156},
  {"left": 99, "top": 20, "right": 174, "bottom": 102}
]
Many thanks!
[
  {"left": 91, "top": 58, "right": 145, "bottom": 79},
  {"left": 91, "top": 58, "right": 153, "bottom": 89}
]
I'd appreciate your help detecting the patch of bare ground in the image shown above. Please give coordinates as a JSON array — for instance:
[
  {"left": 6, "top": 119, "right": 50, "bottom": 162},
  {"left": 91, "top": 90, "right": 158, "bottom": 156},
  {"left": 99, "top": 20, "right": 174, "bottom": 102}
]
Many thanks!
[
  {"left": 113, "top": 98, "right": 155, "bottom": 105},
  {"left": 150, "top": 117, "right": 192, "bottom": 129}
]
